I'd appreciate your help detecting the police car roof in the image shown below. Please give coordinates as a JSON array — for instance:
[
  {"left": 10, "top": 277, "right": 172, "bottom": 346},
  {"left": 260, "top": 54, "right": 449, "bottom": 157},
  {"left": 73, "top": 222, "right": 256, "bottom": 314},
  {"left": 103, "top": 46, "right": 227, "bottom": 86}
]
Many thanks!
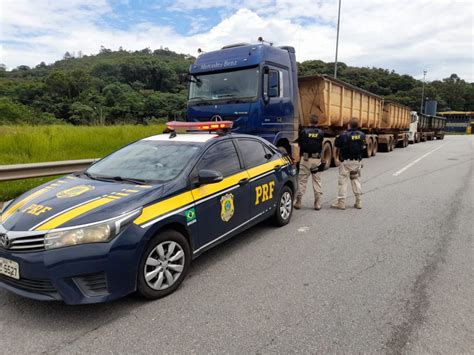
[{"left": 143, "top": 133, "right": 219, "bottom": 143}]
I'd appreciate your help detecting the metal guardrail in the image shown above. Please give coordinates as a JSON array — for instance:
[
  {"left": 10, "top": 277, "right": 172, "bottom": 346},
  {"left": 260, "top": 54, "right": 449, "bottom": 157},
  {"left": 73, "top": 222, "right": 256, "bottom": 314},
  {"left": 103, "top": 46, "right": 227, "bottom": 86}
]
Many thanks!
[{"left": 0, "top": 159, "right": 97, "bottom": 182}]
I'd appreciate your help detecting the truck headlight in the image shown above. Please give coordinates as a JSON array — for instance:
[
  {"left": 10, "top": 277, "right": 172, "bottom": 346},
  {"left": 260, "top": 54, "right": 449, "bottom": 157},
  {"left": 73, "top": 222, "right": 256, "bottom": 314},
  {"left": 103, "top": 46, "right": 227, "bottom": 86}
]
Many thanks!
[{"left": 44, "top": 208, "right": 142, "bottom": 250}]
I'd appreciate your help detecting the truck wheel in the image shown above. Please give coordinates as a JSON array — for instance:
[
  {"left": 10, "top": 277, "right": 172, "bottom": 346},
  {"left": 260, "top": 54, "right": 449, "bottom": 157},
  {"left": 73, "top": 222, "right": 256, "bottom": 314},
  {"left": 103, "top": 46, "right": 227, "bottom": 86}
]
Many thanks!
[
  {"left": 372, "top": 140, "right": 378, "bottom": 156},
  {"left": 137, "top": 230, "right": 191, "bottom": 300},
  {"left": 363, "top": 139, "right": 372, "bottom": 158},
  {"left": 322, "top": 143, "right": 332, "bottom": 170},
  {"left": 273, "top": 186, "right": 293, "bottom": 226}
]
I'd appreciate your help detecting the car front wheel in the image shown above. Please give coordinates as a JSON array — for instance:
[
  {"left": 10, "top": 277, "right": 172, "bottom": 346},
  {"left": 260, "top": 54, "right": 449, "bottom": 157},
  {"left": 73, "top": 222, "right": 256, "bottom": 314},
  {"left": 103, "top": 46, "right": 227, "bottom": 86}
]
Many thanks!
[{"left": 137, "top": 230, "right": 191, "bottom": 300}]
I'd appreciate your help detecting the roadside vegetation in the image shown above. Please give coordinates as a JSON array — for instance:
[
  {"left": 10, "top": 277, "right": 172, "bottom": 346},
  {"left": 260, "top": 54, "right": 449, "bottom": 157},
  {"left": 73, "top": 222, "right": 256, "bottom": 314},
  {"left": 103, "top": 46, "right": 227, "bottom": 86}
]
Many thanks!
[
  {"left": 0, "top": 124, "right": 164, "bottom": 201},
  {"left": 1, "top": 47, "right": 473, "bottom": 127}
]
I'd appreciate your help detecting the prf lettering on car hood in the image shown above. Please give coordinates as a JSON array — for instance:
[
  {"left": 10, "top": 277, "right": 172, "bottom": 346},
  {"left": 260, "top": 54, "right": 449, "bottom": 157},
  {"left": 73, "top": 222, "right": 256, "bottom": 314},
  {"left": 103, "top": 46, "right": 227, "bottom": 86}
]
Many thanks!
[
  {"left": 255, "top": 181, "right": 275, "bottom": 205},
  {"left": 22, "top": 204, "right": 52, "bottom": 216}
]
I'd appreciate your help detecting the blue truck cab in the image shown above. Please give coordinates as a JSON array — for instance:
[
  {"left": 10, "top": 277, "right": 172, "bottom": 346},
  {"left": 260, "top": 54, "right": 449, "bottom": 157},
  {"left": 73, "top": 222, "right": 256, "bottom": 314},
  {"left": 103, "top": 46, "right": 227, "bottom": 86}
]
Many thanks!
[{"left": 187, "top": 42, "right": 300, "bottom": 154}]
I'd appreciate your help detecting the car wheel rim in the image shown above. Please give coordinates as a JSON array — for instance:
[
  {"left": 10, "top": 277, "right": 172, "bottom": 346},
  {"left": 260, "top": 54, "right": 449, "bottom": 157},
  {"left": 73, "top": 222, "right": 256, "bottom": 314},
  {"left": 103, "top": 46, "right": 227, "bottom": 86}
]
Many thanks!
[
  {"left": 280, "top": 191, "right": 292, "bottom": 220},
  {"left": 144, "top": 241, "right": 185, "bottom": 291}
]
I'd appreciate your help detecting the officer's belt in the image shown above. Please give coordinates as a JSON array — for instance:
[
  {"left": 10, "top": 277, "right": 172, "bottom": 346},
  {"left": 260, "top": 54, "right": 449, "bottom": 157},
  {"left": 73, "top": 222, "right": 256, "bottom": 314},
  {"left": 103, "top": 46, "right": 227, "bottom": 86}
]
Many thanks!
[{"left": 302, "top": 153, "right": 321, "bottom": 159}]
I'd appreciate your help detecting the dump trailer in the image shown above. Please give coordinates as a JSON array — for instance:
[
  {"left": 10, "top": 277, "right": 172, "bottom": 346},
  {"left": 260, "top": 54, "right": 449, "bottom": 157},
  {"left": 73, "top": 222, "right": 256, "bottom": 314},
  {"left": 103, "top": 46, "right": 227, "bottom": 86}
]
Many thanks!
[
  {"left": 296, "top": 75, "right": 410, "bottom": 167},
  {"left": 186, "top": 42, "right": 419, "bottom": 168}
]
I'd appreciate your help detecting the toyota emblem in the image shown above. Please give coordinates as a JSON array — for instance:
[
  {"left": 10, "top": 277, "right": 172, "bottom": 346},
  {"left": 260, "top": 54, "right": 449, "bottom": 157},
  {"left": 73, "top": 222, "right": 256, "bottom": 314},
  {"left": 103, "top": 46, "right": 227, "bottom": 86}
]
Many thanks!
[{"left": 0, "top": 233, "right": 10, "bottom": 249}]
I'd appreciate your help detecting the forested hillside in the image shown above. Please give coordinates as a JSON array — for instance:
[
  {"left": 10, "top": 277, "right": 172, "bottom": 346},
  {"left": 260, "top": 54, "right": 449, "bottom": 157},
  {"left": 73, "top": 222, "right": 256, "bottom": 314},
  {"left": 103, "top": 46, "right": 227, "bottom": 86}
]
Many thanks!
[{"left": 1, "top": 47, "right": 473, "bottom": 125}]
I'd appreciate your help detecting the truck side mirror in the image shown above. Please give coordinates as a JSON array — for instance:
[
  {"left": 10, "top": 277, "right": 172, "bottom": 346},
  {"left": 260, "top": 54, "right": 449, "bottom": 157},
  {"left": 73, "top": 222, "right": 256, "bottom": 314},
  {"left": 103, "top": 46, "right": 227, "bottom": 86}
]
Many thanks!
[
  {"left": 263, "top": 66, "right": 270, "bottom": 104},
  {"left": 262, "top": 66, "right": 279, "bottom": 104},
  {"left": 268, "top": 71, "right": 279, "bottom": 98}
]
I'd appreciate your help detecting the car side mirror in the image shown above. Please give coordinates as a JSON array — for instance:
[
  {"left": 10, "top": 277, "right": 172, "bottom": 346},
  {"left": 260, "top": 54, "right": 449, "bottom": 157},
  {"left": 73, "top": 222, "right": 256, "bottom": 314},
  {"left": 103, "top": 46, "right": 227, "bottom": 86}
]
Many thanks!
[{"left": 197, "top": 169, "right": 223, "bottom": 185}]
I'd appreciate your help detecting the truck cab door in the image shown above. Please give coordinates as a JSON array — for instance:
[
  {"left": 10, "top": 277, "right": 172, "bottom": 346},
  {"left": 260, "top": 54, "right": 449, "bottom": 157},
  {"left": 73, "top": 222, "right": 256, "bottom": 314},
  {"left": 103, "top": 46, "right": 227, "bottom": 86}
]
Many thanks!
[{"left": 262, "top": 66, "right": 294, "bottom": 143}]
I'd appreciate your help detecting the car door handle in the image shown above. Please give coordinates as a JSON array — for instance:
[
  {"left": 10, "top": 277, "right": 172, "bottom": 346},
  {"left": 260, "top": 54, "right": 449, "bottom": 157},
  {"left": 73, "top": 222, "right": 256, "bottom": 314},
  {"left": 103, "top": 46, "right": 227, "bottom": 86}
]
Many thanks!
[
  {"left": 239, "top": 178, "right": 249, "bottom": 186},
  {"left": 273, "top": 164, "right": 282, "bottom": 171}
]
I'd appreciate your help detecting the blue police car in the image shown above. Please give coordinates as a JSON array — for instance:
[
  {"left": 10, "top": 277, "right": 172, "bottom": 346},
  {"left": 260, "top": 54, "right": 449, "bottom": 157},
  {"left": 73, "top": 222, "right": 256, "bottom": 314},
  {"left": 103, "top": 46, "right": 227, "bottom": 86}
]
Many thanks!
[{"left": 0, "top": 122, "right": 296, "bottom": 304}]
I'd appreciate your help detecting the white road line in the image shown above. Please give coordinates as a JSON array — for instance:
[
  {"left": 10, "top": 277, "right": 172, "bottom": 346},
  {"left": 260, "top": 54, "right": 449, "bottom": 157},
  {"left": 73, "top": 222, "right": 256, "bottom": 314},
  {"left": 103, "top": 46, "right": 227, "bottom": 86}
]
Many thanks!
[{"left": 392, "top": 144, "right": 445, "bottom": 176}]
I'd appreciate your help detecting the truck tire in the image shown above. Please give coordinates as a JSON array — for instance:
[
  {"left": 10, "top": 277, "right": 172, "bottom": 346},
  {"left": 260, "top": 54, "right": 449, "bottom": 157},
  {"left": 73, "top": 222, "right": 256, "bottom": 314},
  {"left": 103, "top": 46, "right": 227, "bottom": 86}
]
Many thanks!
[
  {"left": 363, "top": 139, "right": 372, "bottom": 158},
  {"left": 322, "top": 143, "right": 332, "bottom": 170},
  {"left": 372, "top": 139, "right": 378, "bottom": 156},
  {"left": 137, "top": 230, "right": 191, "bottom": 300}
]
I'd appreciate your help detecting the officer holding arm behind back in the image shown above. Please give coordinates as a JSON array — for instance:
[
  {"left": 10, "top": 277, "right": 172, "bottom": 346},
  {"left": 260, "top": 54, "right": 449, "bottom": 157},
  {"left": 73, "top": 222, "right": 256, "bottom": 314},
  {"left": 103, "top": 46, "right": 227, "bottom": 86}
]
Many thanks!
[
  {"left": 331, "top": 118, "right": 366, "bottom": 210},
  {"left": 294, "top": 114, "right": 325, "bottom": 210}
]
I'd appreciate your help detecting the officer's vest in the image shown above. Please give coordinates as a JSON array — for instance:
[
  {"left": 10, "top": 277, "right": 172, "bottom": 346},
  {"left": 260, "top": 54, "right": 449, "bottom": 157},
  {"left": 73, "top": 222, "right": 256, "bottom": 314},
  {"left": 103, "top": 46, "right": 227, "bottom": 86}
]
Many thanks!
[
  {"left": 346, "top": 130, "right": 364, "bottom": 159},
  {"left": 300, "top": 127, "right": 323, "bottom": 154}
]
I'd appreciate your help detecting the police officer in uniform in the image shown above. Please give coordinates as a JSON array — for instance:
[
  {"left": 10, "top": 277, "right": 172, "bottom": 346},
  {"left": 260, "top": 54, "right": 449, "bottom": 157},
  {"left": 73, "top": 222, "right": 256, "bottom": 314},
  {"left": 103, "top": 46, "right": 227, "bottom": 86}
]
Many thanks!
[
  {"left": 331, "top": 118, "right": 366, "bottom": 210},
  {"left": 294, "top": 114, "right": 325, "bottom": 210}
]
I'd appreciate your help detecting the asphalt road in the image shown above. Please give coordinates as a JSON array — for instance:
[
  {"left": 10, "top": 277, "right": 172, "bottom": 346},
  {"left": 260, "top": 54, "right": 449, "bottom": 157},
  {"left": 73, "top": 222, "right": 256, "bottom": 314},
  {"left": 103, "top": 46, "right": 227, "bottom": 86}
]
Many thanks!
[{"left": 1, "top": 135, "right": 473, "bottom": 354}]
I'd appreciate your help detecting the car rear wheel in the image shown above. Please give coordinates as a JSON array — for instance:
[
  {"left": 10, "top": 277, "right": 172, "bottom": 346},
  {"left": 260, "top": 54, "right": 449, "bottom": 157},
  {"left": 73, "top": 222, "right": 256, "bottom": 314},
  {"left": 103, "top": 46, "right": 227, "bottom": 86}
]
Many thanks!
[
  {"left": 273, "top": 186, "right": 293, "bottom": 226},
  {"left": 137, "top": 230, "right": 191, "bottom": 300}
]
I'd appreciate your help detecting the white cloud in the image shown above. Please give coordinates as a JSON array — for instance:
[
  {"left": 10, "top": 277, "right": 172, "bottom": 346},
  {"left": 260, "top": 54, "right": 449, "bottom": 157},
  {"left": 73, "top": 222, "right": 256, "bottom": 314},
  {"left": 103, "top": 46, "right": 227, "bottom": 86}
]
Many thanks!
[{"left": 0, "top": 0, "right": 472, "bottom": 81}]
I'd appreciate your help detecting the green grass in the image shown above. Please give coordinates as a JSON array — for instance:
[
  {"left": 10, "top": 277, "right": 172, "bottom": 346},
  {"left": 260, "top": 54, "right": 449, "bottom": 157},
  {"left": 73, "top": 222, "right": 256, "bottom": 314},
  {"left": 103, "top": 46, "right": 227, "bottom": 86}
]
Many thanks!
[{"left": 0, "top": 125, "right": 165, "bottom": 201}]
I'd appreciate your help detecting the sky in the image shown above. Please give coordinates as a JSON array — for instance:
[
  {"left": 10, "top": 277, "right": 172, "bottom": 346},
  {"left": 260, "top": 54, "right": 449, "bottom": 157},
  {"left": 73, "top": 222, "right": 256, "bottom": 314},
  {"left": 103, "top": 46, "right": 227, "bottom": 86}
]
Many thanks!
[{"left": 1, "top": 0, "right": 473, "bottom": 81}]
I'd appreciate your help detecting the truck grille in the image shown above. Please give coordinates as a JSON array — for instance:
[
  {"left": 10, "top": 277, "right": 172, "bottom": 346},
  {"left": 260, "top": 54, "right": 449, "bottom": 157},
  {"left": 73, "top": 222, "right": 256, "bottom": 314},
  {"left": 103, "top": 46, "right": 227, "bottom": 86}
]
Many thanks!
[{"left": 0, "top": 274, "right": 56, "bottom": 293}]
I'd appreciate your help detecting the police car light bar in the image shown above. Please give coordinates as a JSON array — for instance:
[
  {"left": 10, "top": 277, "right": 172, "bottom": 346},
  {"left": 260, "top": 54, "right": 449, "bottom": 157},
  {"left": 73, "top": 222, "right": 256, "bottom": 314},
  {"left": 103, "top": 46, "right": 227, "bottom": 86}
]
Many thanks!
[{"left": 166, "top": 121, "right": 233, "bottom": 132}]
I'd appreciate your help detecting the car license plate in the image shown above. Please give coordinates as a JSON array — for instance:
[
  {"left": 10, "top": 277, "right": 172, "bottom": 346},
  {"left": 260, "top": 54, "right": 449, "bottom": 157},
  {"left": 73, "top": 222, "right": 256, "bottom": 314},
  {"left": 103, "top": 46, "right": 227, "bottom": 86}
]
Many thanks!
[{"left": 0, "top": 257, "right": 20, "bottom": 280}]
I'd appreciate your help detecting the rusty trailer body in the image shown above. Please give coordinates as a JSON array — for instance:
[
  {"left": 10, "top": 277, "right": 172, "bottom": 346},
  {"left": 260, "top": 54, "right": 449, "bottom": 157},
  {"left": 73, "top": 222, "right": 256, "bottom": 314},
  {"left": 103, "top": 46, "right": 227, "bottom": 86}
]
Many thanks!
[{"left": 295, "top": 75, "right": 411, "bottom": 166}]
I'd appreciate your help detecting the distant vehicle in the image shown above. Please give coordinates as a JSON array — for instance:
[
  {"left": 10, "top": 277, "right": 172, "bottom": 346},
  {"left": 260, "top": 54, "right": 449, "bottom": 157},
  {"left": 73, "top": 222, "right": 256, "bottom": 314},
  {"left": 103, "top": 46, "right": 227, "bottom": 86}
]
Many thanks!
[
  {"left": 186, "top": 40, "right": 440, "bottom": 167},
  {"left": 0, "top": 121, "right": 296, "bottom": 304},
  {"left": 409, "top": 112, "right": 446, "bottom": 143}
]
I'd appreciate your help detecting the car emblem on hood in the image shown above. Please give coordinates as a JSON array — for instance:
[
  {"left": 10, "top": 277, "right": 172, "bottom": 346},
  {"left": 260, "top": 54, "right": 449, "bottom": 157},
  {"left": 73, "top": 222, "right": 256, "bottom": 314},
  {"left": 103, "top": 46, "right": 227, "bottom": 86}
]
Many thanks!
[
  {"left": 0, "top": 233, "right": 10, "bottom": 249},
  {"left": 56, "top": 185, "right": 95, "bottom": 198}
]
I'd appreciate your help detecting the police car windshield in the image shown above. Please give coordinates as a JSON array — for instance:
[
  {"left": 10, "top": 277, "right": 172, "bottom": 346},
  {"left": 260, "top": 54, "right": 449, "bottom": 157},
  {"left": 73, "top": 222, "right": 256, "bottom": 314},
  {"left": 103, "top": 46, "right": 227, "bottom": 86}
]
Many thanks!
[
  {"left": 87, "top": 141, "right": 202, "bottom": 183},
  {"left": 189, "top": 67, "right": 259, "bottom": 102}
]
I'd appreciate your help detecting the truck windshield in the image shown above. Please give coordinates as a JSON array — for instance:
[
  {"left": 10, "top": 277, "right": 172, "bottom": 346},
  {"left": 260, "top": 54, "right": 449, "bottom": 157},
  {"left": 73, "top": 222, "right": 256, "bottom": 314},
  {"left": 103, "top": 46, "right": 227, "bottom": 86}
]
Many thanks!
[
  {"left": 86, "top": 140, "right": 202, "bottom": 183},
  {"left": 189, "top": 67, "right": 259, "bottom": 102}
]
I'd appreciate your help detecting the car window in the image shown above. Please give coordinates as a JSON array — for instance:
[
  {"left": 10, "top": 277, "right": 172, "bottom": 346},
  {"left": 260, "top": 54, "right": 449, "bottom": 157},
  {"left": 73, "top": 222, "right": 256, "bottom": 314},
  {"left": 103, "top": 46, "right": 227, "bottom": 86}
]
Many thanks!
[
  {"left": 196, "top": 140, "right": 241, "bottom": 177},
  {"left": 87, "top": 141, "right": 202, "bottom": 182},
  {"left": 237, "top": 139, "right": 274, "bottom": 168}
]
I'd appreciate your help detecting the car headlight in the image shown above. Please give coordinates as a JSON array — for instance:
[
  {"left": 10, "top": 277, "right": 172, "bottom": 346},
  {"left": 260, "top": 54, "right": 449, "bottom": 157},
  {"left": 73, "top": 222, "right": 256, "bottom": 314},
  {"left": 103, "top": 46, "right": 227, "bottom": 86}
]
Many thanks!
[{"left": 44, "top": 208, "right": 142, "bottom": 250}]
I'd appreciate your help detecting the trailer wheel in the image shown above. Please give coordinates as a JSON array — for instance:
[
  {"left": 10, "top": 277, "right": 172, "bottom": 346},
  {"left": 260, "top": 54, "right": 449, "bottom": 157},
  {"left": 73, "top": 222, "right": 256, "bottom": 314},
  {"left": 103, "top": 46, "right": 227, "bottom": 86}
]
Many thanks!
[
  {"left": 372, "top": 139, "right": 378, "bottom": 156},
  {"left": 322, "top": 142, "right": 332, "bottom": 170},
  {"left": 278, "top": 146, "right": 289, "bottom": 154}
]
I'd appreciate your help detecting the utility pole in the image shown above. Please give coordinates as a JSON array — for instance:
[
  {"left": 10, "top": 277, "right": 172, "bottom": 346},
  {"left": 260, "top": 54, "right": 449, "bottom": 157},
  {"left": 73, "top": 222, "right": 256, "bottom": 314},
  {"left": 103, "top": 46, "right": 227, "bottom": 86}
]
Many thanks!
[
  {"left": 334, "top": 0, "right": 342, "bottom": 78},
  {"left": 420, "top": 70, "right": 427, "bottom": 114}
]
